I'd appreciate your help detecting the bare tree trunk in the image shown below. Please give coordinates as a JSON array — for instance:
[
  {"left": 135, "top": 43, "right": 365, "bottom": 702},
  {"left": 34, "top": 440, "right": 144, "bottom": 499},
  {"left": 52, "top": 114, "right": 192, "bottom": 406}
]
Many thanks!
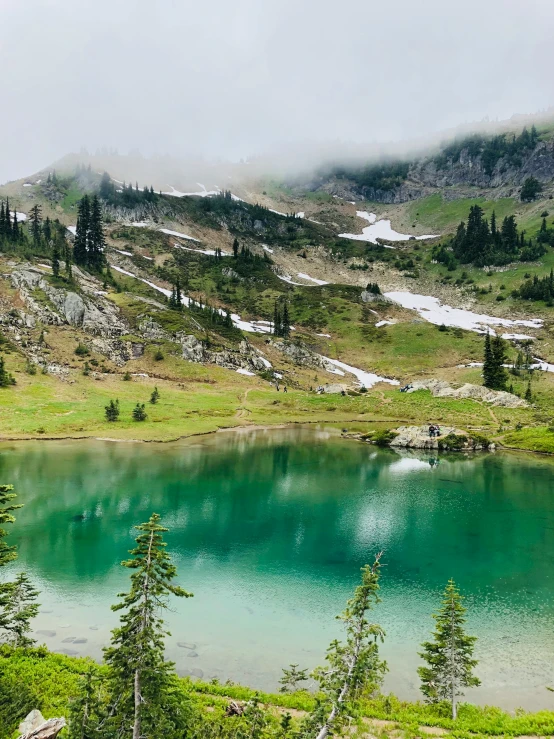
[
  {"left": 133, "top": 669, "right": 141, "bottom": 739},
  {"left": 315, "top": 553, "right": 382, "bottom": 739}
]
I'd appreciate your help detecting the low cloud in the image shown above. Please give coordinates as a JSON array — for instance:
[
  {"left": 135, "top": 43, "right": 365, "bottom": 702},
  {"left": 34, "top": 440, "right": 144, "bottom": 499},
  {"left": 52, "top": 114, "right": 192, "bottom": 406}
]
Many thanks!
[{"left": 1, "top": 0, "right": 553, "bottom": 183}]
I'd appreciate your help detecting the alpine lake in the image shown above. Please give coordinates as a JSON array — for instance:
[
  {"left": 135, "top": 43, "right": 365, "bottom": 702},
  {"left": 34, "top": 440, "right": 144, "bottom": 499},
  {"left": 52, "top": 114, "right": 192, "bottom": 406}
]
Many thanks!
[{"left": 2, "top": 427, "right": 554, "bottom": 710}]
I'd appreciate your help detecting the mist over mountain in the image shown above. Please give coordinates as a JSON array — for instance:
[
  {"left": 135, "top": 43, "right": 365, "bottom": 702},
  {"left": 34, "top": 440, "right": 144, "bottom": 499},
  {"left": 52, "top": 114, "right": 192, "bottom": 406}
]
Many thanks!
[{"left": 2, "top": 0, "right": 554, "bottom": 184}]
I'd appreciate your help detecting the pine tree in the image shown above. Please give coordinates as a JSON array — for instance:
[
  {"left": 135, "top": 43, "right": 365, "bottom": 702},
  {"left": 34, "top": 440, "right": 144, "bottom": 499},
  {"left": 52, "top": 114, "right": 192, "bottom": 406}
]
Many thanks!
[
  {"left": 525, "top": 380, "right": 532, "bottom": 402},
  {"left": 88, "top": 195, "right": 106, "bottom": 270},
  {"left": 306, "top": 554, "right": 386, "bottom": 739},
  {"left": 67, "top": 668, "right": 105, "bottom": 739},
  {"left": 103, "top": 514, "right": 192, "bottom": 739},
  {"left": 29, "top": 204, "right": 42, "bottom": 246},
  {"left": 43, "top": 216, "right": 52, "bottom": 243},
  {"left": 282, "top": 301, "right": 291, "bottom": 338},
  {"left": 52, "top": 238, "right": 61, "bottom": 278},
  {"left": 418, "top": 579, "right": 480, "bottom": 719},
  {"left": 150, "top": 387, "right": 160, "bottom": 404},
  {"left": 279, "top": 664, "right": 309, "bottom": 693},
  {"left": 74, "top": 196, "right": 90, "bottom": 266},
  {"left": 105, "top": 399, "right": 120, "bottom": 422},
  {"left": 0, "top": 485, "right": 22, "bottom": 630},
  {"left": 0, "top": 356, "right": 16, "bottom": 387},
  {"left": 132, "top": 403, "right": 147, "bottom": 422},
  {"left": 1, "top": 572, "right": 39, "bottom": 647},
  {"left": 491, "top": 335, "right": 508, "bottom": 390},
  {"left": 232, "top": 238, "right": 239, "bottom": 259},
  {"left": 273, "top": 301, "right": 282, "bottom": 337},
  {"left": 482, "top": 332, "right": 495, "bottom": 389}
]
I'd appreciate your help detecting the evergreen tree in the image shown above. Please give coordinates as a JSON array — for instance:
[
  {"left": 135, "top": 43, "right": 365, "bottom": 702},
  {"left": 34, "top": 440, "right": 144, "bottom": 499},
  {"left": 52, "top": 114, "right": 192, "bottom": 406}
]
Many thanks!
[
  {"left": 232, "top": 238, "right": 239, "bottom": 259},
  {"left": 52, "top": 239, "right": 61, "bottom": 278},
  {"left": 150, "top": 387, "right": 160, "bottom": 404},
  {"left": 67, "top": 668, "right": 105, "bottom": 739},
  {"left": 525, "top": 380, "right": 532, "bottom": 402},
  {"left": 74, "top": 196, "right": 90, "bottom": 266},
  {"left": 103, "top": 514, "right": 192, "bottom": 739},
  {"left": 43, "top": 216, "right": 52, "bottom": 244},
  {"left": 305, "top": 553, "right": 386, "bottom": 739},
  {"left": 282, "top": 301, "right": 291, "bottom": 339},
  {"left": 0, "top": 485, "right": 22, "bottom": 630},
  {"left": 29, "top": 204, "right": 42, "bottom": 246},
  {"left": 0, "top": 356, "right": 16, "bottom": 387},
  {"left": 418, "top": 579, "right": 480, "bottom": 719},
  {"left": 279, "top": 664, "right": 309, "bottom": 693},
  {"left": 1, "top": 572, "right": 39, "bottom": 647},
  {"left": 520, "top": 176, "right": 543, "bottom": 202},
  {"left": 88, "top": 195, "right": 106, "bottom": 270},
  {"left": 273, "top": 301, "right": 282, "bottom": 337},
  {"left": 105, "top": 399, "right": 120, "bottom": 422},
  {"left": 132, "top": 403, "right": 147, "bottom": 422},
  {"left": 491, "top": 335, "right": 508, "bottom": 390}
]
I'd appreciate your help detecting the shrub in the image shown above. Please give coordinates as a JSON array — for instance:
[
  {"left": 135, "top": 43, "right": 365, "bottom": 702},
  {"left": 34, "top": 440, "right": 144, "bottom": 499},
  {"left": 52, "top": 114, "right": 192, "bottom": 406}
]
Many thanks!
[
  {"left": 371, "top": 429, "right": 398, "bottom": 447},
  {"left": 123, "top": 371, "right": 132, "bottom": 381},
  {"left": 75, "top": 343, "right": 90, "bottom": 356},
  {"left": 132, "top": 402, "right": 148, "bottom": 421},
  {"left": 439, "top": 433, "right": 468, "bottom": 451},
  {"left": 105, "top": 399, "right": 120, "bottom": 422},
  {"left": 154, "top": 349, "right": 164, "bottom": 361},
  {"left": 150, "top": 387, "right": 160, "bottom": 404}
]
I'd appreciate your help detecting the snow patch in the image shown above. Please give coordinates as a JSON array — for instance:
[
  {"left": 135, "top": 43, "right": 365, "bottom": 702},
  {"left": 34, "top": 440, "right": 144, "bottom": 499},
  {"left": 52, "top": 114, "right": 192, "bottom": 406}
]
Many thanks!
[
  {"left": 502, "top": 333, "right": 534, "bottom": 341},
  {"left": 322, "top": 356, "right": 399, "bottom": 388},
  {"left": 263, "top": 245, "right": 274, "bottom": 254},
  {"left": 339, "top": 211, "right": 437, "bottom": 246},
  {"left": 115, "top": 249, "right": 133, "bottom": 257},
  {"left": 236, "top": 368, "right": 255, "bottom": 376},
  {"left": 297, "top": 272, "right": 328, "bottom": 286},
  {"left": 160, "top": 227, "right": 201, "bottom": 243},
  {"left": 296, "top": 211, "right": 305, "bottom": 219},
  {"left": 67, "top": 225, "right": 77, "bottom": 235},
  {"left": 23, "top": 183, "right": 33, "bottom": 187},
  {"left": 316, "top": 333, "right": 331, "bottom": 338},
  {"left": 375, "top": 320, "right": 395, "bottom": 327},
  {"left": 385, "top": 291, "right": 543, "bottom": 335},
  {"left": 174, "top": 243, "right": 230, "bottom": 257},
  {"left": 11, "top": 211, "right": 27, "bottom": 222}
]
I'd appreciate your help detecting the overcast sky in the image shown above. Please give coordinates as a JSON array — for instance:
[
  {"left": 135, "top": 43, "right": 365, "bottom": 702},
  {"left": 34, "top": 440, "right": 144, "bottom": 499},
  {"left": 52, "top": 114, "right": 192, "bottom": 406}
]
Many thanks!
[{"left": 1, "top": 0, "right": 554, "bottom": 183}]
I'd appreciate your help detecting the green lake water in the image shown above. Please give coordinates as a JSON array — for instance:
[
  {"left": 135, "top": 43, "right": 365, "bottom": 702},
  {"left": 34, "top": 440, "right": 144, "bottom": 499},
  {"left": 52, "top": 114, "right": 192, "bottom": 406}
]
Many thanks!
[{"left": 1, "top": 428, "right": 554, "bottom": 710}]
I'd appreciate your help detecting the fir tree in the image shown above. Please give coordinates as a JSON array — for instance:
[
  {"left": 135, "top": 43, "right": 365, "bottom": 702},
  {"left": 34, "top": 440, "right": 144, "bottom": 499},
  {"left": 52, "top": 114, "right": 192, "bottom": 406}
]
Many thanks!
[
  {"left": 491, "top": 335, "right": 508, "bottom": 390},
  {"left": 0, "top": 356, "right": 16, "bottom": 387},
  {"left": 132, "top": 403, "right": 147, "bottom": 422},
  {"left": 232, "top": 238, "right": 239, "bottom": 259},
  {"left": 273, "top": 301, "right": 282, "bottom": 337},
  {"left": 105, "top": 399, "right": 120, "bottom": 422},
  {"left": 88, "top": 195, "right": 106, "bottom": 270},
  {"left": 74, "top": 196, "right": 90, "bottom": 266},
  {"left": 282, "top": 301, "right": 291, "bottom": 339},
  {"left": 418, "top": 579, "right": 480, "bottom": 719},
  {"left": 103, "top": 514, "right": 192, "bottom": 739},
  {"left": 482, "top": 333, "right": 494, "bottom": 389},
  {"left": 0, "top": 485, "right": 22, "bottom": 630},
  {"left": 43, "top": 216, "right": 52, "bottom": 244},
  {"left": 29, "top": 204, "right": 42, "bottom": 246},
  {"left": 1, "top": 572, "right": 39, "bottom": 647},
  {"left": 305, "top": 553, "right": 386, "bottom": 739},
  {"left": 67, "top": 668, "right": 105, "bottom": 739},
  {"left": 279, "top": 664, "right": 309, "bottom": 693},
  {"left": 150, "top": 387, "right": 160, "bottom": 404},
  {"left": 525, "top": 380, "right": 532, "bottom": 402},
  {"left": 52, "top": 239, "right": 61, "bottom": 278}
]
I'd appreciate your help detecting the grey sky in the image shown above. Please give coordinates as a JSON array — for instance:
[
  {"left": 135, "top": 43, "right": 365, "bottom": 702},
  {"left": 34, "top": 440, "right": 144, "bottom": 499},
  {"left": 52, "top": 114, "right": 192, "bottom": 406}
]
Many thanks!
[{"left": 2, "top": 0, "right": 554, "bottom": 183}]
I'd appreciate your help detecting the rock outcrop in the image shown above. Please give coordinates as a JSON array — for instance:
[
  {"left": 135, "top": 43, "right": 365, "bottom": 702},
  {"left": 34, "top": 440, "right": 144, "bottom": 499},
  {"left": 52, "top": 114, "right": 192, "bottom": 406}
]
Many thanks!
[
  {"left": 17, "top": 711, "right": 66, "bottom": 739},
  {"left": 10, "top": 268, "right": 128, "bottom": 337},
  {"left": 390, "top": 425, "right": 493, "bottom": 451},
  {"left": 405, "top": 379, "right": 527, "bottom": 408}
]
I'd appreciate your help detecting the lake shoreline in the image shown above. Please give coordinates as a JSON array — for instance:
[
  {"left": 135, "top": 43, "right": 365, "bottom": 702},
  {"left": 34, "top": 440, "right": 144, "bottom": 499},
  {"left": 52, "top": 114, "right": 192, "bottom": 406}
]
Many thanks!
[{"left": 1, "top": 418, "right": 553, "bottom": 458}]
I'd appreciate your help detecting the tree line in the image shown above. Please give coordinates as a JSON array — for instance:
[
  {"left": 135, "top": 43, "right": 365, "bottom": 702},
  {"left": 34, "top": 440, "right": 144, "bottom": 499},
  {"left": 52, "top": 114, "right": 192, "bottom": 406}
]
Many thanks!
[
  {"left": 0, "top": 484, "right": 482, "bottom": 738},
  {"left": 99, "top": 172, "right": 158, "bottom": 207},
  {"left": 434, "top": 205, "right": 546, "bottom": 268}
]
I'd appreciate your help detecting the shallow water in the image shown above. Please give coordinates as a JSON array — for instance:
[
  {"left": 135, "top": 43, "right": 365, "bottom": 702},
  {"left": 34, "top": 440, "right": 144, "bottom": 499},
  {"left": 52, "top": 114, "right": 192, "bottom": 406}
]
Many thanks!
[{"left": 1, "top": 429, "right": 554, "bottom": 709}]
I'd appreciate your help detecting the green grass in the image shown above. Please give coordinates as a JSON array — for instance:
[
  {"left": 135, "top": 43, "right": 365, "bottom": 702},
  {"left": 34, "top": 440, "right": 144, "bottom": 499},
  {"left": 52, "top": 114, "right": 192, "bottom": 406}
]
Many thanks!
[
  {"left": 407, "top": 194, "right": 518, "bottom": 232},
  {"left": 3, "top": 647, "right": 554, "bottom": 738}
]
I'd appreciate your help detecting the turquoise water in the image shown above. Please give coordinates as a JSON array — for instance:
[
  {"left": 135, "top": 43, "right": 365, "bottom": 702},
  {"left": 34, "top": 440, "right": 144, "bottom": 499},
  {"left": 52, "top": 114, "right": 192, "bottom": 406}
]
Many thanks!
[{"left": 1, "top": 428, "right": 554, "bottom": 709}]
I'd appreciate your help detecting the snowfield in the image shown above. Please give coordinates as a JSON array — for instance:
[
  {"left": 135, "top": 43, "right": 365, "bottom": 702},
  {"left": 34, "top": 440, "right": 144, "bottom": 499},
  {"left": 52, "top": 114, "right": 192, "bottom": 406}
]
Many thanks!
[
  {"left": 159, "top": 228, "right": 201, "bottom": 243},
  {"left": 385, "top": 291, "right": 543, "bottom": 335},
  {"left": 322, "top": 356, "right": 399, "bottom": 389},
  {"left": 339, "top": 211, "right": 437, "bottom": 246}
]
